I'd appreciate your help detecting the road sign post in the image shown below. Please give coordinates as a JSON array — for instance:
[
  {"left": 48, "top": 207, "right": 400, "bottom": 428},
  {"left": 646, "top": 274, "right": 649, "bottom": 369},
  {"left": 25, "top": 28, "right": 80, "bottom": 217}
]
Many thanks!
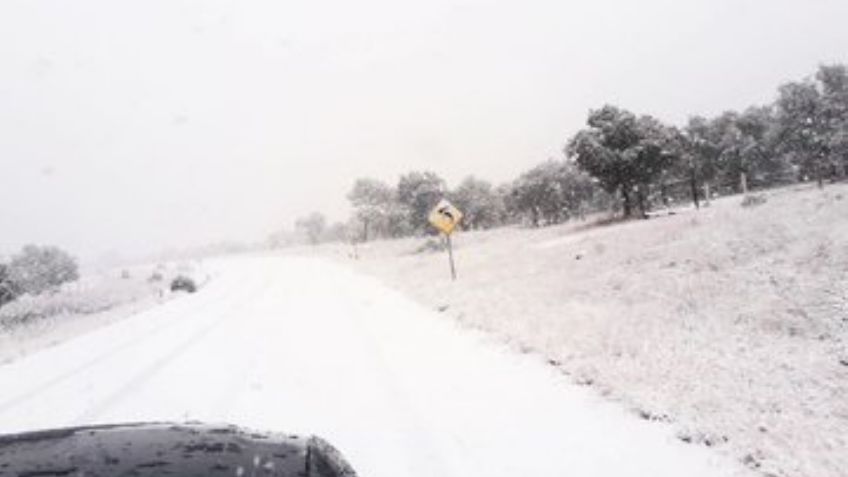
[
  {"left": 428, "top": 199, "right": 463, "bottom": 281},
  {"left": 445, "top": 233, "right": 456, "bottom": 280}
]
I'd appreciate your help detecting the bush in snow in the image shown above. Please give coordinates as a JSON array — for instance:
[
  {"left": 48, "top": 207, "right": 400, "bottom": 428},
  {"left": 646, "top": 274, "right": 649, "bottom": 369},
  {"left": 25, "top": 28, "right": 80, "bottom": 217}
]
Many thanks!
[
  {"left": 170, "top": 276, "right": 197, "bottom": 293},
  {"left": 6, "top": 245, "right": 79, "bottom": 297},
  {"left": 0, "top": 264, "right": 17, "bottom": 308}
]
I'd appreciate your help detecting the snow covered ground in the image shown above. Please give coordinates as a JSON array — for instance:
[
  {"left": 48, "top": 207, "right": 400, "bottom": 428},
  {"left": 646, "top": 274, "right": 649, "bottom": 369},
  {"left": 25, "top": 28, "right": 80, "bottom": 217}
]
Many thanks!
[
  {"left": 347, "top": 183, "right": 848, "bottom": 477},
  {"left": 0, "top": 261, "right": 207, "bottom": 365},
  {"left": 0, "top": 255, "right": 748, "bottom": 477}
]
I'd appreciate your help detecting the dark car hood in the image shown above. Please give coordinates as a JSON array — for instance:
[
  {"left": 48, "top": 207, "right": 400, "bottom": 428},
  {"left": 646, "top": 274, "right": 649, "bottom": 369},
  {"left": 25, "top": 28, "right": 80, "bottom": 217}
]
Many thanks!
[{"left": 0, "top": 422, "right": 357, "bottom": 477}]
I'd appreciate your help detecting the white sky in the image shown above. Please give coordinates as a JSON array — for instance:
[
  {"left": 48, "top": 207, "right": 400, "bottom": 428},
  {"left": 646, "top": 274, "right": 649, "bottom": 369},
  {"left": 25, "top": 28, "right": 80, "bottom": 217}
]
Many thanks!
[{"left": 1, "top": 0, "right": 846, "bottom": 263}]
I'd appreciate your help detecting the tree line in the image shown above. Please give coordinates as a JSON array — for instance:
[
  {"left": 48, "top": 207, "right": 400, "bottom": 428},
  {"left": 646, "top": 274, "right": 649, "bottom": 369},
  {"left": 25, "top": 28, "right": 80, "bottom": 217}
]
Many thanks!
[
  {"left": 270, "top": 63, "right": 848, "bottom": 245},
  {"left": 567, "top": 63, "right": 848, "bottom": 218}
]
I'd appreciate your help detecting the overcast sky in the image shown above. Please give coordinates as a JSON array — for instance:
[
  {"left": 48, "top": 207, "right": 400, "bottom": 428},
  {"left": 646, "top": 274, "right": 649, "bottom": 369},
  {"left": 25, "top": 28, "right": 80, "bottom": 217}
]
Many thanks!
[{"left": 1, "top": 0, "right": 846, "bottom": 264}]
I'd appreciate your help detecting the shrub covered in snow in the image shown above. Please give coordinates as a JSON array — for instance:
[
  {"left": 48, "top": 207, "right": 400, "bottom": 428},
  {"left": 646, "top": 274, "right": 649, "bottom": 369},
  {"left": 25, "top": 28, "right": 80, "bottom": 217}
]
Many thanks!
[
  {"left": 0, "top": 264, "right": 16, "bottom": 308},
  {"left": 0, "top": 270, "right": 160, "bottom": 330},
  {"left": 6, "top": 245, "right": 79, "bottom": 297},
  {"left": 0, "top": 245, "right": 80, "bottom": 309},
  {"left": 170, "top": 276, "right": 197, "bottom": 293}
]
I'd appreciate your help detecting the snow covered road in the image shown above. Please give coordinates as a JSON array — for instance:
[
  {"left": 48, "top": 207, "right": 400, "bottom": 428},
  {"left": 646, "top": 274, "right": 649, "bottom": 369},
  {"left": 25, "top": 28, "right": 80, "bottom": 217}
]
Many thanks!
[{"left": 0, "top": 256, "right": 747, "bottom": 477}]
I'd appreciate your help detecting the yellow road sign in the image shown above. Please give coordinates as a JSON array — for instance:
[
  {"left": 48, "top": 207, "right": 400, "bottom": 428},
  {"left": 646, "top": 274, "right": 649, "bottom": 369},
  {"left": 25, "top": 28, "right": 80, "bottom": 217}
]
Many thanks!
[{"left": 428, "top": 199, "right": 463, "bottom": 235}]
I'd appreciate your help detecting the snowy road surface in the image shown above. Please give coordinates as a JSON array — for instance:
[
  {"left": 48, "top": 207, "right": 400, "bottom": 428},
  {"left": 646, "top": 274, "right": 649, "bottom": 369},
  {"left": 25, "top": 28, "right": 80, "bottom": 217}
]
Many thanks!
[{"left": 0, "top": 256, "right": 746, "bottom": 477}]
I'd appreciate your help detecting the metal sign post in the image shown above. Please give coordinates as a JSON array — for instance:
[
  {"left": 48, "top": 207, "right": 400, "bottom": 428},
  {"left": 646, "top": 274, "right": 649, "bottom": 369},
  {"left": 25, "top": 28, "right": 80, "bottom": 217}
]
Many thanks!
[
  {"left": 445, "top": 233, "right": 457, "bottom": 280},
  {"left": 428, "top": 198, "right": 463, "bottom": 281}
]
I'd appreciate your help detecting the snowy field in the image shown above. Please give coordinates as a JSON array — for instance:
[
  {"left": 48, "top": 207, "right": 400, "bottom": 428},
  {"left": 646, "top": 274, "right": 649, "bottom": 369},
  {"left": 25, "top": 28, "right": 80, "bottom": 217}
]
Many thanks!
[
  {"left": 0, "top": 261, "right": 206, "bottom": 364},
  {"left": 341, "top": 183, "right": 848, "bottom": 477},
  {"left": 0, "top": 255, "right": 749, "bottom": 477}
]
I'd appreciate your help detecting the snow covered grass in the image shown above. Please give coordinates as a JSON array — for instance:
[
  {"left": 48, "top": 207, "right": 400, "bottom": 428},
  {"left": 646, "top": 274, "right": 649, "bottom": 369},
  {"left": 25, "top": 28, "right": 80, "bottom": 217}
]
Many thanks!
[
  {"left": 0, "top": 261, "right": 208, "bottom": 364},
  {"left": 341, "top": 183, "right": 848, "bottom": 477}
]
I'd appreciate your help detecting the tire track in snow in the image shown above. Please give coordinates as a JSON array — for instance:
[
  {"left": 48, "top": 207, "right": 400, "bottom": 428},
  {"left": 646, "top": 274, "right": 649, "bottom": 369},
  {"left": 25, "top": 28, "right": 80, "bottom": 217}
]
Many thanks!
[
  {"left": 71, "top": 273, "right": 274, "bottom": 424},
  {"left": 344, "top": 294, "right": 455, "bottom": 477},
  {"left": 0, "top": 269, "right": 257, "bottom": 416}
]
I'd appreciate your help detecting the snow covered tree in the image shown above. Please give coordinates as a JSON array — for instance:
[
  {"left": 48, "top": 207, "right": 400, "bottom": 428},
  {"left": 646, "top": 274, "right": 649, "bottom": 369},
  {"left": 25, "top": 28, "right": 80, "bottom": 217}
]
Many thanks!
[
  {"left": 567, "top": 105, "right": 678, "bottom": 217},
  {"left": 7, "top": 245, "right": 79, "bottom": 296},
  {"left": 323, "top": 221, "right": 350, "bottom": 243},
  {"left": 816, "top": 64, "right": 848, "bottom": 177},
  {"left": 294, "top": 212, "right": 327, "bottom": 245},
  {"left": 684, "top": 115, "right": 722, "bottom": 191},
  {"left": 774, "top": 79, "right": 832, "bottom": 187},
  {"left": 396, "top": 171, "right": 446, "bottom": 235},
  {"left": 509, "top": 160, "right": 597, "bottom": 226},
  {"left": 685, "top": 108, "right": 788, "bottom": 196},
  {"left": 709, "top": 108, "right": 783, "bottom": 192},
  {"left": 347, "top": 178, "right": 397, "bottom": 241},
  {"left": 449, "top": 176, "right": 506, "bottom": 230},
  {"left": 510, "top": 162, "right": 559, "bottom": 226},
  {"left": 0, "top": 263, "right": 17, "bottom": 307}
]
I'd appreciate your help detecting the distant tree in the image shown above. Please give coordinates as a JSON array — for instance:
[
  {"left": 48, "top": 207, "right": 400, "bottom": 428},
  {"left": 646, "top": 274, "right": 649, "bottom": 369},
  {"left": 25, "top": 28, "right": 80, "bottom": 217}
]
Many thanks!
[
  {"left": 396, "top": 171, "right": 446, "bottom": 235},
  {"left": 816, "top": 64, "right": 848, "bottom": 103},
  {"left": 684, "top": 115, "right": 722, "bottom": 194},
  {"left": 0, "top": 263, "right": 17, "bottom": 307},
  {"left": 816, "top": 64, "right": 848, "bottom": 177},
  {"left": 633, "top": 115, "right": 683, "bottom": 212},
  {"left": 710, "top": 111, "right": 745, "bottom": 190},
  {"left": 710, "top": 109, "right": 777, "bottom": 192},
  {"left": 323, "top": 221, "right": 349, "bottom": 243},
  {"left": 734, "top": 106, "right": 787, "bottom": 188},
  {"left": 651, "top": 126, "right": 699, "bottom": 208},
  {"left": 383, "top": 202, "right": 414, "bottom": 238},
  {"left": 567, "top": 105, "right": 678, "bottom": 217},
  {"left": 774, "top": 79, "right": 832, "bottom": 187},
  {"left": 510, "top": 162, "right": 558, "bottom": 226},
  {"left": 685, "top": 108, "right": 788, "bottom": 198},
  {"left": 494, "top": 183, "right": 518, "bottom": 224},
  {"left": 294, "top": 212, "right": 327, "bottom": 245},
  {"left": 509, "top": 160, "right": 597, "bottom": 226},
  {"left": 347, "top": 178, "right": 396, "bottom": 241},
  {"left": 7, "top": 245, "right": 79, "bottom": 296},
  {"left": 554, "top": 161, "right": 598, "bottom": 219},
  {"left": 450, "top": 176, "right": 505, "bottom": 230}
]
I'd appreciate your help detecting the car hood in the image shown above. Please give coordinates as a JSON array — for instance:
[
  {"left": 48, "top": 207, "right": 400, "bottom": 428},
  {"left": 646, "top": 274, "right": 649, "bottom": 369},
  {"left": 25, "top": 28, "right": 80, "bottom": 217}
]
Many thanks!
[{"left": 0, "top": 422, "right": 357, "bottom": 477}]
